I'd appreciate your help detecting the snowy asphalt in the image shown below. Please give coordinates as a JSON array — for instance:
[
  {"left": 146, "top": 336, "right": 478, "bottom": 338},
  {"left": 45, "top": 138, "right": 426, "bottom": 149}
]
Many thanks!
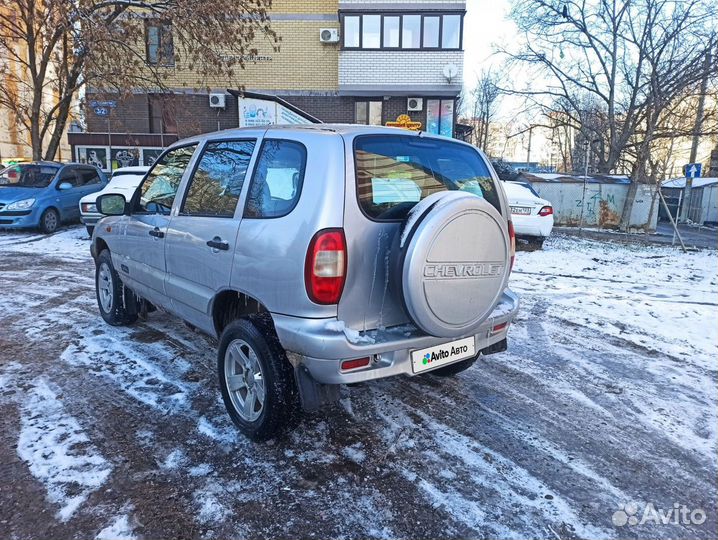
[{"left": 0, "top": 226, "right": 715, "bottom": 540}]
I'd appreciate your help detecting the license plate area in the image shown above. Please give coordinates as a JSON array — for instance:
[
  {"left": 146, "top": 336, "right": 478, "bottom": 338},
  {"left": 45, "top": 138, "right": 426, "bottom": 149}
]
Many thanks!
[
  {"left": 411, "top": 337, "right": 476, "bottom": 374},
  {"left": 511, "top": 206, "right": 532, "bottom": 215}
]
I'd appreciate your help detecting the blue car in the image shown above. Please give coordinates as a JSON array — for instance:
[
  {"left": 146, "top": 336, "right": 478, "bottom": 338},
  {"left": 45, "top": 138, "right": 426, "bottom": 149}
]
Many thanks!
[{"left": 0, "top": 162, "right": 108, "bottom": 233}]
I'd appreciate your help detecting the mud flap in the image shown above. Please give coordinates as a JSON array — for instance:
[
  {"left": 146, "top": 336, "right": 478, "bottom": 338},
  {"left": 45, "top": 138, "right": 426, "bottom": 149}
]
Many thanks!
[
  {"left": 293, "top": 365, "right": 340, "bottom": 412},
  {"left": 480, "top": 338, "right": 507, "bottom": 356}
]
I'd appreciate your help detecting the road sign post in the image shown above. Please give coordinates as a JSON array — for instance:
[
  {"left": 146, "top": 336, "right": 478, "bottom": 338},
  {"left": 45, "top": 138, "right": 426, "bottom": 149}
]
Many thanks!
[
  {"left": 680, "top": 162, "right": 702, "bottom": 223},
  {"left": 91, "top": 101, "right": 117, "bottom": 172}
]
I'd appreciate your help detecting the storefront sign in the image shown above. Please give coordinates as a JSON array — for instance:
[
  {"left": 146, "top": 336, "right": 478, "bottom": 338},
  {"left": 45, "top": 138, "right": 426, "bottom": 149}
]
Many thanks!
[
  {"left": 238, "top": 97, "right": 313, "bottom": 128},
  {"left": 386, "top": 114, "right": 422, "bottom": 131},
  {"left": 76, "top": 146, "right": 163, "bottom": 172}
]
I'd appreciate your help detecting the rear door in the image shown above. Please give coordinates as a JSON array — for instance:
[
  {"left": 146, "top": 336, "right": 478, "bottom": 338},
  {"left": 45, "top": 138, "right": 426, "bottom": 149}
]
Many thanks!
[
  {"left": 339, "top": 133, "right": 505, "bottom": 332},
  {"left": 113, "top": 144, "right": 198, "bottom": 302},
  {"left": 164, "top": 139, "right": 257, "bottom": 331}
]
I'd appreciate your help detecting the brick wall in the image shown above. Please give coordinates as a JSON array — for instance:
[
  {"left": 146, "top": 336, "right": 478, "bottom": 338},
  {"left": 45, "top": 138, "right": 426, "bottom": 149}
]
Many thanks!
[
  {"left": 86, "top": 93, "right": 240, "bottom": 137},
  {"left": 339, "top": 50, "right": 463, "bottom": 89}
]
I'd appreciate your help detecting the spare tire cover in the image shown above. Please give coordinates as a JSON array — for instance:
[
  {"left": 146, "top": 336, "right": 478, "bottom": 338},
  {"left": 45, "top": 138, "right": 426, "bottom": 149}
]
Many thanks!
[{"left": 399, "top": 191, "right": 510, "bottom": 338}]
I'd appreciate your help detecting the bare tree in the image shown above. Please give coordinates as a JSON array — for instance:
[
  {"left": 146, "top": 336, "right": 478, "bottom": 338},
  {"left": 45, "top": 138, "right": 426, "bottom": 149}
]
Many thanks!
[
  {"left": 0, "top": 0, "right": 275, "bottom": 161},
  {"left": 507, "top": 0, "right": 717, "bottom": 229},
  {"left": 469, "top": 70, "right": 502, "bottom": 152}
]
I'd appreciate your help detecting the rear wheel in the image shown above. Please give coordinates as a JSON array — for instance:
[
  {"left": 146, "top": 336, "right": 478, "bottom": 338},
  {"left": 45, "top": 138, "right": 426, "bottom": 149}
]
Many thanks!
[
  {"left": 218, "top": 317, "right": 299, "bottom": 441},
  {"left": 86, "top": 225, "right": 95, "bottom": 236},
  {"left": 428, "top": 355, "right": 478, "bottom": 377},
  {"left": 96, "top": 249, "right": 137, "bottom": 326},
  {"left": 39, "top": 208, "right": 59, "bottom": 234}
]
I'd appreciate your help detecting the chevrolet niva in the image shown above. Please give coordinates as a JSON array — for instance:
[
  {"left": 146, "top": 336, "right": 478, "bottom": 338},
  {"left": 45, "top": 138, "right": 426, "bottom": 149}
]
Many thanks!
[{"left": 91, "top": 125, "right": 519, "bottom": 440}]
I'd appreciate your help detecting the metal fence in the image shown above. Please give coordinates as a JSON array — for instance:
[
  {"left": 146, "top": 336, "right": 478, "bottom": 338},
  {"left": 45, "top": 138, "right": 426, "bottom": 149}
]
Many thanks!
[{"left": 530, "top": 182, "right": 659, "bottom": 231}]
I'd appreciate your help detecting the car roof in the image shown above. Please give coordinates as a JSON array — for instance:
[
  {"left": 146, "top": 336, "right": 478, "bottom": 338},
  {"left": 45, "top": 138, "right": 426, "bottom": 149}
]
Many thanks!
[
  {"left": 112, "top": 166, "right": 150, "bottom": 174},
  {"left": 174, "top": 123, "right": 474, "bottom": 148}
]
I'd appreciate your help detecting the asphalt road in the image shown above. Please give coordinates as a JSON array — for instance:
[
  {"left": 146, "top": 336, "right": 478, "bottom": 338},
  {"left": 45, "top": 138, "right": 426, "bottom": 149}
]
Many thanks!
[{"left": 0, "top": 227, "right": 715, "bottom": 540}]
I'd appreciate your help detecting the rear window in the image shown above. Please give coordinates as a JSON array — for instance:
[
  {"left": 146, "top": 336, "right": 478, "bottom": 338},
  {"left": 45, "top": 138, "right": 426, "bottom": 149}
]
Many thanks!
[
  {"left": 354, "top": 135, "right": 500, "bottom": 220},
  {"left": 0, "top": 164, "right": 57, "bottom": 188}
]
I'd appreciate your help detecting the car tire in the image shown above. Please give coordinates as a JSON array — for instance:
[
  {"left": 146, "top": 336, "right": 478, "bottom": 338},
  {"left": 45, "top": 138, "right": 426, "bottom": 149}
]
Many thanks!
[
  {"left": 530, "top": 237, "right": 545, "bottom": 249},
  {"left": 218, "top": 316, "right": 299, "bottom": 441},
  {"left": 39, "top": 208, "right": 60, "bottom": 234},
  {"left": 86, "top": 225, "right": 95, "bottom": 236},
  {"left": 95, "top": 249, "right": 138, "bottom": 326},
  {"left": 428, "top": 355, "right": 478, "bottom": 377}
]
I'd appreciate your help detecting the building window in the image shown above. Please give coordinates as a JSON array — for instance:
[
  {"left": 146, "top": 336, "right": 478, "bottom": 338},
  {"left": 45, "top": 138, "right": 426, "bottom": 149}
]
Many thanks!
[
  {"left": 342, "top": 12, "right": 463, "bottom": 50},
  {"left": 146, "top": 21, "right": 175, "bottom": 66},
  {"left": 402, "top": 15, "right": 421, "bottom": 49},
  {"left": 355, "top": 101, "right": 383, "bottom": 125},
  {"left": 422, "top": 16, "right": 440, "bottom": 48},
  {"left": 442, "top": 15, "right": 461, "bottom": 49},
  {"left": 383, "top": 16, "right": 400, "bottom": 48},
  {"left": 362, "top": 14, "right": 381, "bottom": 48},
  {"left": 426, "top": 99, "right": 455, "bottom": 137},
  {"left": 344, "top": 15, "right": 360, "bottom": 48}
]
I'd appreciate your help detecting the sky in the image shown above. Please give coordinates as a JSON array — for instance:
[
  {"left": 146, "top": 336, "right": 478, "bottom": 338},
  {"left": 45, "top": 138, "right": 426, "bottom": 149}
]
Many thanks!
[{"left": 462, "top": 0, "right": 517, "bottom": 88}]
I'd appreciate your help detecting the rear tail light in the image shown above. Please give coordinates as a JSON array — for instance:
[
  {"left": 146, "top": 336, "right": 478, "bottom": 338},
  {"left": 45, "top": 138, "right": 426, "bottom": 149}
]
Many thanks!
[
  {"left": 538, "top": 206, "right": 553, "bottom": 217},
  {"left": 341, "top": 357, "right": 370, "bottom": 371},
  {"left": 305, "top": 228, "right": 347, "bottom": 304},
  {"left": 508, "top": 220, "right": 516, "bottom": 273}
]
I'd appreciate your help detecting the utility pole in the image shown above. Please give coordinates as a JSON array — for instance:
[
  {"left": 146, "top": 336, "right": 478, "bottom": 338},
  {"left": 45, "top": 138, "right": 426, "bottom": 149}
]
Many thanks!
[
  {"left": 526, "top": 126, "right": 533, "bottom": 167},
  {"left": 578, "top": 140, "right": 590, "bottom": 235},
  {"left": 680, "top": 43, "right": 712, "bottom": 222}
]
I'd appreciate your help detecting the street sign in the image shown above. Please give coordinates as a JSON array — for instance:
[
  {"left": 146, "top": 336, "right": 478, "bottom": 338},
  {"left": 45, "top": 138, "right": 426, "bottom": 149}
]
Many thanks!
[
  {"left": 685, "top": 163, "right": 702, "bottom": 178},
  {"left": 89, "top": 100, "right": 117, "bottom": 108},
  {"left": 93, "top": 106, "right": 110, "bottom": 117}
]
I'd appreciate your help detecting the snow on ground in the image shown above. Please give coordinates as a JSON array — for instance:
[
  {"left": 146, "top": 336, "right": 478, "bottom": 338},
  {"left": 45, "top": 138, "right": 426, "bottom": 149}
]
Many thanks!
[
  {"left": 16, "top": 378, "right": 113, "bottom": 522},
  {"left": 96, "top": 512, "right": 136, "bottom": 540},
  {"left": 0, "top": 225, "right": 715, "bottom": 539}
]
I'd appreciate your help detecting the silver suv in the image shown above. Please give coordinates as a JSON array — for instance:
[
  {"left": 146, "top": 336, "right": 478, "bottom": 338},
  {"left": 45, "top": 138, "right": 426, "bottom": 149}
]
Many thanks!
[{"left": 92, "top": 125, "right": 519, "bottom": 440}]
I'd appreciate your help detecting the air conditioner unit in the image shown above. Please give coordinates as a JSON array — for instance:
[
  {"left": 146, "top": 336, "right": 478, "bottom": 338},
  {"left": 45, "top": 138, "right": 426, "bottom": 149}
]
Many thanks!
[
  {"left": 320, "top": 28, "right": 340, "bottom": 43},
  {"left": 209, "top": 93, "right": 226, "bottom": 108},
  {"left": 407, "top": 97, "right": 423, "bottom": 111}
]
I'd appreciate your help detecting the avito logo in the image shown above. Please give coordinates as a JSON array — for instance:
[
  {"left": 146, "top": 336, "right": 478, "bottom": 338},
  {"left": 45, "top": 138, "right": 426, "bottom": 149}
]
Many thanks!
[{"left": 421, "top": 344, "right": 470, "bottom": 365}]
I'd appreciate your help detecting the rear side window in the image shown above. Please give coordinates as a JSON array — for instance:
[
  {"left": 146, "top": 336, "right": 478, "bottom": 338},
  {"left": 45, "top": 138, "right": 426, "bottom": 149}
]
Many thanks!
[
  {"left": 182, "top": 140, "right": 255, "bottom": 217},
  {"left": 245, "top": 139, "right": 307, "bottom": 218},
  {"left": 354, "top": 135, "right": 500, "bottom": 220}
]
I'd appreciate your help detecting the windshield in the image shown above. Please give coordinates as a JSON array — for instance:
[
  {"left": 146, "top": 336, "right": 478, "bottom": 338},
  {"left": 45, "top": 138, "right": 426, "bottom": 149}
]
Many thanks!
[
  {"left": 354, "top": 135, "right": 501, "bottom": 220},
  {"left": 0, "top": 164, "right": 57, "bottom": 188}
]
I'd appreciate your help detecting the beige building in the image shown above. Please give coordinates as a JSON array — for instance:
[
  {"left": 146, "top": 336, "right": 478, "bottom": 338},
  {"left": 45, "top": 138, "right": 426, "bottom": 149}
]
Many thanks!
[{"left": 71, "top": 0, "right": 467, "bottom": 171}]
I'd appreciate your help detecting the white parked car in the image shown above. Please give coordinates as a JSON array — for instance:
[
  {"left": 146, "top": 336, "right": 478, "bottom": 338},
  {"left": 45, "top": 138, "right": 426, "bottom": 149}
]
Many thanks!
[
  {"left": 79, "top": 166, "right": 149, "bottom": 235},
  {"left": 501, "top": 180, "right": 553, "bottom": 247}
]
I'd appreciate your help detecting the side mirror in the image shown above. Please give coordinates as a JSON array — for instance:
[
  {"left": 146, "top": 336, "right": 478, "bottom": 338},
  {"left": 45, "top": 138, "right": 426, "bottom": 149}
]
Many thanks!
[
  {"left": 97, "top": 193, "right": 127, "bottom": 216},
  {"left": 58, "top": 182, "right": 73, "bottom": 190}
]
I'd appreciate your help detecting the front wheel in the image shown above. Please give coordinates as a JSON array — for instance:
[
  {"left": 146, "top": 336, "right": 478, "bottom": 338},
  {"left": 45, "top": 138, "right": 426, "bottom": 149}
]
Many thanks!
[
  {"left": 95, "top": 249, "right": 137, "bottom": 326},
  {"left": 39, "top": 208, "right": 59, "bottom": 234},
  {"left": 218, "top": 318, "right": 299, "bottom": 441}
]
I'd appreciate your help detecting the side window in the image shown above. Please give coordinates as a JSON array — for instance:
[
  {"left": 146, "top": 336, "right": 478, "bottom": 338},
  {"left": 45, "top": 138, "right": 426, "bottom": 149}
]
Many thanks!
[
  {"left": 245, "top": 140, "right": 307, "bottom": 219},
  {"left": 58, "top": 168, "right": 79, "bottom": 187},
  {"left": 135, "top": 144, "right": 197, "bottom": 215},
  {"left": 79, "top": 168, "right": 101, "bottom": 186},
  {"left": 181, "top": 140, "right": 255, "bottom": 217}
]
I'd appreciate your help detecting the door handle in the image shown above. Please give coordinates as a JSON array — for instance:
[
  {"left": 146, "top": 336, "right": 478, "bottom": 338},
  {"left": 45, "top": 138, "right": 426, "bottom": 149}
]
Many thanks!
[
  {"left": 206, "top": 237, "right": 229, "bottom": 251},
  {"left": 149, "top": 227, "right": 165, "bottom": 238}
]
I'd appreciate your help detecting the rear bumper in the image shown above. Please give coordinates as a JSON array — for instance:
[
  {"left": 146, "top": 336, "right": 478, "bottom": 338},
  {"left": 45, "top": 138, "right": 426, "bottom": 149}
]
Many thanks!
[
  {"left": 81, "top": 212, "right": 102, "bottom": 226},
  {"left": 272, "top": 289, "right": 519, "bottom": 384},
  {"left": 511, "top": 214, "right": 553, "bottom": 238}
]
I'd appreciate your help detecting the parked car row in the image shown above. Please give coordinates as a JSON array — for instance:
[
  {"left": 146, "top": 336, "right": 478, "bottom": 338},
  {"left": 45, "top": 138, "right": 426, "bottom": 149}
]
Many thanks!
[{"left": 0, "top": 163, "right": 149, "bottom": 235}]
